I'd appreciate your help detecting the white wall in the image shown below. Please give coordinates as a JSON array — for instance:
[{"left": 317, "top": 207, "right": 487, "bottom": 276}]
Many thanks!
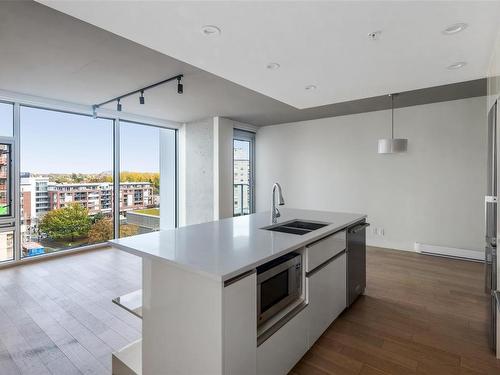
[
  {"left": 487, "top": 30, "right": 500, "bottom": 110},
  {"left": 256, "top": 97, "right": 487, "bottom": 253},
  {"left": 487, "top": 28, "right": 500, "bottom": 360}
]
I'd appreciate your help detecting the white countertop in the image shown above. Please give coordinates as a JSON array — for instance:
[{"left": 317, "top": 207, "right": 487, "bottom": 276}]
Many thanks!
[{"left": 109, "top": 208, "right": 366, "bottom": 282}]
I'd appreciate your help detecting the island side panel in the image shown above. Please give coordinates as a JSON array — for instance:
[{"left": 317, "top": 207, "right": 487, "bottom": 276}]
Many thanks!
[
  {"left": 142, "top": 258, "right": 223, "bottom": 375},
  {"left": 223, "top": 273, "right": 257, "bottom": 375}
]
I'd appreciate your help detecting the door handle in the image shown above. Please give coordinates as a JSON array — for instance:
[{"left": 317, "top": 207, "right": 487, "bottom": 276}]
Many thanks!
[{"left": 349, "top": 222, "right": 370, "bottom": 234}]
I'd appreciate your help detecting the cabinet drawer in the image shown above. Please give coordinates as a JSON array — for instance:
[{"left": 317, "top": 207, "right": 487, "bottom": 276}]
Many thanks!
[
  {"left": 306, "top": 230, "right": 346, "bottom": 272},
  {"left": 257, "top": 307, "right": 309, "bottom": 375},
  {"left": 307, "top": 253, "right": 346, "bottom": 345}
]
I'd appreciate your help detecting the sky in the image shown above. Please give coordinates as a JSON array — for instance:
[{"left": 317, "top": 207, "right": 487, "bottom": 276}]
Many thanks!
[
  {"left": 19, "top": 106, "right": 175, "bottom": 174},
  {"left": 234, "top": 139, "right": 250, "bottom": 160}
]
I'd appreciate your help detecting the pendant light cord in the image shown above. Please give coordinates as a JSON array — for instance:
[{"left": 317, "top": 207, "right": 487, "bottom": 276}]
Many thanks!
[{"left": 391, "top": 94, "right": 394, "bottom": 139}]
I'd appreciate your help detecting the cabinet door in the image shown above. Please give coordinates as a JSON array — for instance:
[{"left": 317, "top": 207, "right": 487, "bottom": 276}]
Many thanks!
[{"left": 307, "top": 253, "right": 346, "bottom": 345}]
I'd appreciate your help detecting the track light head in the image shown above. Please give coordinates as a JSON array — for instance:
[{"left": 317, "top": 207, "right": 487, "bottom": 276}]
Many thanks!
[
  {"left": 139, "top": 91, "right": 145, "bottom": 105},
  {"left": 117, "top": 99, "right": 122, "bottom": 112},
  {"left": 92, "top": 105, "right": 98, "bottom": 119},
  {"left": 177, "top": 76, "right": 183, "bottom": 94}
]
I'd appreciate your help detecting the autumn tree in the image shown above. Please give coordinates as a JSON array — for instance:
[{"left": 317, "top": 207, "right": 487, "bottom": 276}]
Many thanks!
[
  {"left": 39, "top": 203, "right": 91, "bottom": 242},
  {"left": 119, "top": 224, "right": 140, "bottom": 238},
  {"left": 88, "top": 218, "right": 114, "bottom": 243}
]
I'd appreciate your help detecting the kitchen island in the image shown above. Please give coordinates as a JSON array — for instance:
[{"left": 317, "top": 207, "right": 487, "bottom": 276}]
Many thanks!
[{"left": 109, "top": 208, "right": 367, "bottom": 375}]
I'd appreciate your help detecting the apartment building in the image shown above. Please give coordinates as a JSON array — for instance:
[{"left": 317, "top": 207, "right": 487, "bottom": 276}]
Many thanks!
[
  {"left": 49, "top": 182, "right": 114, "bottom": 215},
  {"left": 0, "top": 231, "right": 13, "bottom": 262},
  {"left": 20, "top": 176, "right": 50, "bottom": 225},
  {"left": 233, "top": 146, "right": 250, "bottom": 215},
  {"left": 0, "top": 145, "right": 10, "bottom": 216},
  {"left": 21, "top": 177, "right": 155, "bottom": 223},
  {"left": 119, "top": 182, "right": 154, "bottom": 211}
]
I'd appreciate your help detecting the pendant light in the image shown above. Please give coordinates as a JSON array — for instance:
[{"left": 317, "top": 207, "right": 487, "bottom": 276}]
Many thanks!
[{"left": 378, "top": 93, "right": 408, "bottom": 154}]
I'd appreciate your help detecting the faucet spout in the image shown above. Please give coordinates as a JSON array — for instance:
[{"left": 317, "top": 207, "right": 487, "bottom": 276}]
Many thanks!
[{"left": 271, "top": 183, "right": 285, "bottom": 224}]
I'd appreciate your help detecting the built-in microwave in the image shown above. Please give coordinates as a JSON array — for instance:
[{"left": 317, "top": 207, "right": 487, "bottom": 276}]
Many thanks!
[{"left": 257, "top": 252, "right": 302, "bottom": 326}]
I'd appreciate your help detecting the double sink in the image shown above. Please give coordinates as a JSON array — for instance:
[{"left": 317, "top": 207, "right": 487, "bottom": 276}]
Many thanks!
[{"left": 262, "top": 220, "right": 330, "bottom": 235}]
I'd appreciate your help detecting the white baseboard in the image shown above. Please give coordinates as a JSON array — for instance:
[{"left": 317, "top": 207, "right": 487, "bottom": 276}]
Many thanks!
[{"left": 414, "top": 242, "right": 484, "bottom": 262}]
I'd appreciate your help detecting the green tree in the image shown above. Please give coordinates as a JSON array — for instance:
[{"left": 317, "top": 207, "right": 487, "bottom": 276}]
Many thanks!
[{"left": 39, "top": 203, "right": 91, "bottom": 242}]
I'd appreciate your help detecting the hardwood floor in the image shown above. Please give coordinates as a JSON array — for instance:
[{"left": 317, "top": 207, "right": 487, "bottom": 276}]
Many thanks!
[
  {"left": 292, "top": 247, "right": 500, "bottom": 375},
  {"left": 0, "top": 246, "right": 498, "bottom": 374},
  {"left": 0, "top": 249, "right": 141, "bottom": 375}
]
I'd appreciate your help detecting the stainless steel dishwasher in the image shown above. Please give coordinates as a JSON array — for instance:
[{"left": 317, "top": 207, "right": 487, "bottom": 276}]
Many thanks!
[{"left": 347, "top": 221, "right": 370, "bottom": 306}]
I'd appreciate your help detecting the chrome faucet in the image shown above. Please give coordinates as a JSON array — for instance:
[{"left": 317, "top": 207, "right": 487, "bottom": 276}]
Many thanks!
[{"left": 271, "top": 183, "right": 285, "bottom": 224}]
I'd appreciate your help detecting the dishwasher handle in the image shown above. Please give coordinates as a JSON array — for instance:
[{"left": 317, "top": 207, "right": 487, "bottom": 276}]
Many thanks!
[{"left": 348, "top": 222, "right": 370, "bottom": 234}]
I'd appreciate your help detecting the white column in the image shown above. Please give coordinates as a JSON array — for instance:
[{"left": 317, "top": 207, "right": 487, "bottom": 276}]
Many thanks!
[
  {"left": 213, "top": 117, "right": 234, "bottom": 220},
  {"left": 159, "top": 128, "right": 176, "bottom": 229}
]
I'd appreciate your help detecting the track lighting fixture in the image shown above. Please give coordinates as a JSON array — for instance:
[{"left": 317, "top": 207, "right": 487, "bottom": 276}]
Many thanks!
[
  {"left": 92, "top": 73, "right": 183, "bottom": 116},
  {"left": 177, "top": 76, "right": 183, "bottom": 94}
]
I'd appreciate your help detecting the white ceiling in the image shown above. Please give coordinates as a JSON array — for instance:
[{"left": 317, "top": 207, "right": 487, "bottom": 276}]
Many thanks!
[
  {"left": 39, "top": 1, "right": 500, "bottom": 109},
  {"left": 0, "top": 1, "right": 298, "bottom": 125}
]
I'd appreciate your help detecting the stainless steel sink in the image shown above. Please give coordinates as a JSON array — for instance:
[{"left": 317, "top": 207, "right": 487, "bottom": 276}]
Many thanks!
[{"left": 262, "top": 220, "right": 330, "bottom": 235}]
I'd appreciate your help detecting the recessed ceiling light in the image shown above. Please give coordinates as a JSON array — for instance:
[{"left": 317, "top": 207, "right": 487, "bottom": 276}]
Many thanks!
[
  {"left": 201, "top": 25, "right": 221, "bottom": 37},
  {"left": 267, "top": 62, "right": 280, "bottom": 70},
  {"left": 442, "top": 23, "right": 468, "bottom": 35},
  {"left": 447, "top": 61, "right": 467, "bottom": 70},
  {"left": 305, "top": 85, "right": 317, "bottom": 91},
  {"left": 368, "top": 30, "right": 382, "bottom": 41}
]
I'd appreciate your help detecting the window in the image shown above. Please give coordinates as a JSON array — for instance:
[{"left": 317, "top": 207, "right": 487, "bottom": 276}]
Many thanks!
[
  {"left": 0, "top": 99, "right": 177, "bottom": 263},
  {"left": 0, "top": 102, "right": 14, "bottom": 262},
  {"left": 0, "top": 102, "right": 13, "bottom": 137},
  {"left": 0, "top": 144, "right": 12, "bottom": 217},
  {"left": 0, "top": 229, "right": 14, "bottom": 263},
  {"left": 20, "top": 107, "right": 114, "bottom": 257},
  {"left": 119, "top": 121, "right": 176, "bottom": 237},
  {"left": 233, "top": 129, "right": 255, "bottom": 216}
]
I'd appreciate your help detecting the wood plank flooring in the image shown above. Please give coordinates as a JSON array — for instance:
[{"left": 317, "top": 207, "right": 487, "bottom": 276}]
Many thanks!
[
  {"left": 0, "top": 249, "right": 141, "bottom": 375},
  {"left": 292, "top": 247, "right": 500, "bottom": 375},
  {"left": 0, "top": 246, "right": 498, "bottom": 374}
]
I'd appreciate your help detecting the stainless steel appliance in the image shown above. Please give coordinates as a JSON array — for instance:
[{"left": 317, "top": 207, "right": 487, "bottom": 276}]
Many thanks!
[
  {"left": 257, "top": 252, "right": 302, "bottom": 326},
  {"left": 485, "top": 100, "right": 498, "bottom": 352},
  {"left": 347, "top": 221, "right": 370, "bottom": 306}
]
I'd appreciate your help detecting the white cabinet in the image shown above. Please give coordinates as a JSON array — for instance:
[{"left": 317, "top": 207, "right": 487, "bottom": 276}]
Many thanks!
[
  {"left": 306, "top": 230, "right": 346, "bottom": 272},
  {"left": 223, "top": 273, "right": 257, "bottom": 375},
  {"left": 307, "top": 252, "right": 347, "bottom": 345},
  {"left": 257, "top": 307, "right": 309, "bottom": 375}
]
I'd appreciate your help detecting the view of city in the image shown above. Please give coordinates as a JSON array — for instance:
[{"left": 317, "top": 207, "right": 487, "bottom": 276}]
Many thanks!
[
  {"left": 19, "top": 173, "right": 160, "bottom": 257},
  {"left": 233, "top": 139, "right": 252, "bottom": 216},
  {"left": 0, "top": 102, "right": 248, "bottom": 262},
  {"left": 0, "top": 106, "right": 169, "bottom": 261}
]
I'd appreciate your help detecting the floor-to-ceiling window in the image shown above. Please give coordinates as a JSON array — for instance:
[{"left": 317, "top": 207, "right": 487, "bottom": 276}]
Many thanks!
[
  {"left": 233, "top": 129, "right": 255, "bottom": 216},
  {"left": 0, "top": 99, "right": 177, "bottom": 263},
  {"left": 20, "top": 107, "right": 114, "bottom": 257},
  {"left": 0, "top": 102, "right": 14, "bottom": 262},
  {"left": 119, "top": 121, "right": 176, "bottom": 237}
]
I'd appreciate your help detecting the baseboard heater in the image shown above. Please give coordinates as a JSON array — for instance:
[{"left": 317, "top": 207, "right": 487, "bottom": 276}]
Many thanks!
[{"left": 415, "top": 242, "right": 484, "bottom": 262}]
